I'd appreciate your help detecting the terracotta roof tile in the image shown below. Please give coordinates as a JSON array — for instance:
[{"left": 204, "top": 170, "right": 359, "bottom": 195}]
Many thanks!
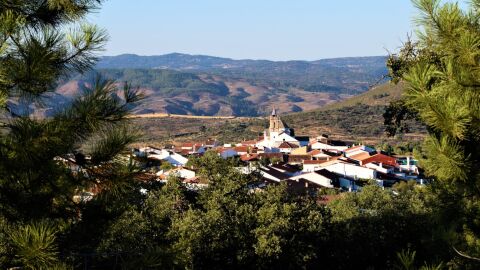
[
  {"left": 240, "top": 153, "right": 259, "bottom": 162},
  {"left": 362, "top": 153, "right": 398, "bottom": 167},
  {"left": 349, "top": 152, "right": 371, "bottom": 161},
  {"left": 234, "top": 146, "right": 249, "bottom": 152},
  {"left": 279, "top": 142, "right": 299, "bottom": 149}
]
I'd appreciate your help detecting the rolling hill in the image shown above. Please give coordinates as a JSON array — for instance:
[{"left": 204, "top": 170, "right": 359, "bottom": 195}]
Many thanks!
[
  {"left": 8, "top": 53, "right": 390, "bottom": 117},
  {"left": 320, "top": 81, "right": 405, "bottom": 110},
  {"left": 97, "top": 53, "right": 387, "bottom": 95},
  {"left": 131, "top": 81, "right": 426, "bottom": 146},
  {"left": 281, "top": 81, "right": 424, "bottom": 141}
]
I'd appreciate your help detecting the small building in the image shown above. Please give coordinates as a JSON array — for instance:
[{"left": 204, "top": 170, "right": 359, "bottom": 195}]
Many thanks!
[
  {"left": 278, "top": 141, "right": 299, "bottom": 153},
  {"left": 147, "top": 150, "right": 188, "bottom": 167},
  {"left": 302, "top": 160, "right": 327, "bottom": 172},
  {"left": 290, "top": 169, "right": 339, "bottom": 189}
]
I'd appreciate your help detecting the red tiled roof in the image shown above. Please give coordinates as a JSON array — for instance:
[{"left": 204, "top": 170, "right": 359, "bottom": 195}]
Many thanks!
[
  {"left": 349, "top": 152, "right": 371, "bottom": 161},
  {"left": 234, "top": 146, "right": 249, "bottom": 153},
  {"left": 259, "top": 153, "right": 284, "bottom": 158},
  {"left": 278, "top": 142, "right": 299, "bottom": 149},
  {"left": 287, "top": 155, "right": 312, "bottom": 163},
  {"left": 182, "top": 142, "right": 195, "bottom": 148},
  {"left": 240, "top": 153, "right": 259, "bottom": 162},
  {"left": 361, "top": 153, "right": 398, "bottom": 167},
  {"left": 180, "top": 149, "right": 190, "bottom": 155},
  {"left": 214, "top": 147, "right": 236, "bottom": 153},
  {"left": 308, "top": 149, "right": 323, "bottom": 156}
]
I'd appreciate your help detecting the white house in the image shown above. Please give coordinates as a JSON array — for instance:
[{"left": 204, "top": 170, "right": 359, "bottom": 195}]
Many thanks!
[
  {"left": 278, "top": 141, "right": 299, "bottom": 154},
  {"left": 148, "top": 150, "right": 188, "bottom": 167},
  {"left": 259, "top": 166, "right": 290, "bottom": 183},
  {"left": 160, "top": 167, "right": 196, "bottom": 179},
  {"left": 310, "top": 142, "right": 348, "bottom": 152},
  {"left": 216, "top": 148, "right": 238, "bottom": 159},
  {"left": 344, "top": 145, "right": 376, "bottom": 158},
  {"left": 290, "top": 169, "right": 338, "bottom": 188},
  {"left": 323, "top": 161, "right": 377, "bottom": 180},
  {"left": 302, "top": 160, "right": 326, "bottom": 172},
  {"left": 397, "top": 156, "right": 419, "bottom": 174},
  {"left": 365, "top": 162, "right": 394, "bottom": 174}
]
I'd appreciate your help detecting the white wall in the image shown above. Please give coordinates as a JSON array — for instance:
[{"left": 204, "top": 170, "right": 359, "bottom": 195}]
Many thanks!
[
  {"left": 324, "top": 162, "right": 376, "bottom": 180},
  {"left": 311, "top": 142, "right": 348, "bottom": 152},
  {"left": 290, "top": 172, "right": 334, "bottom": 188},
  {"left": 303, "top": 164, "right": 323, "bottom": 172}
]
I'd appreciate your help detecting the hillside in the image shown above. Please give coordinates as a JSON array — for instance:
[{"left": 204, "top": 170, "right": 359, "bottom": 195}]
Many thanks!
[
  {"left": 97, "top": 53, "right": 388, "bottom": 95},
  {"left": 131, "top": 82, "right": 426, "bottom": 146},
  {"left": 9, "top": 54, "right": 389, "bottom": 117},
  {"left": 281, "top": 81, "right": 425, "bottom": 141},
  {"left": 320, "top": 81, "right": 405, "bottom": 110}
]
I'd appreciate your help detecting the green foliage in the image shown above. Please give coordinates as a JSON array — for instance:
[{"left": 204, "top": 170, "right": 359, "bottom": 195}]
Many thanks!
[
  {"left": 1, "top": 1, "right": 476, "bottom": 269},
  {"left": 92, "top": 68, "right": 230, "bottom": 97},
  {"left": 396, "top": 249, "right": 417, "bottom": 270},
  {"left": 386, "top": 0, "right": 480, "bottom": 266},
  {"left": 395, "top": 248, "right": 444, "bottom": 270},
  {"left": 0, "top": 1, "right": 108, "bottom": 99},
  {"left": 384, "top": 99, "right": 421, "bottom": 136},
  {"left": 97, "top": 54, "right": 388, "bottom": 96},
  {"left": 169, "top": 155, "right": 331, "bottom": 269},
  {"left": 160, "top": 161, "right": 174, "bottom": 171},
  {"left": 9, "top": 221, "right": 61, "bottom": 270},
  {"left": 0, "top": 1, "right": 146, "bottom": 268}
]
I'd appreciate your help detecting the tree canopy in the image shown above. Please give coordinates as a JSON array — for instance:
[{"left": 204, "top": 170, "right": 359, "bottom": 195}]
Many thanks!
[{"left": 386, "top": 0, "right": 480, "bottom": 267}]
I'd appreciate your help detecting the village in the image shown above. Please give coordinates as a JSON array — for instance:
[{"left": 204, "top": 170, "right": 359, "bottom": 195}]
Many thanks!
[{"left": 131, "top": 108, "right": 423, "bottom": 196}]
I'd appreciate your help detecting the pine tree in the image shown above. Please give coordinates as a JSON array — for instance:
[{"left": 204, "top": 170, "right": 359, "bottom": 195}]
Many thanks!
[
  {"left": 387, "top": 0, "right": 480, "bottom": 263},
  {"left": 0, "top": 1, "right": 142, "bottom": 268}
]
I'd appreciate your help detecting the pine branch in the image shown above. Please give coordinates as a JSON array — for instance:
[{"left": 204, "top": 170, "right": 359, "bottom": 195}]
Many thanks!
[{"left": 452, "top": 245, "right": 480, "bottom": 262}]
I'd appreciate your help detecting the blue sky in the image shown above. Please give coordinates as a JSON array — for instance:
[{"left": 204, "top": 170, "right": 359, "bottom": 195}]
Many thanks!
[{"left": 88, "top": 0, "right": 418, "bottom": 60}]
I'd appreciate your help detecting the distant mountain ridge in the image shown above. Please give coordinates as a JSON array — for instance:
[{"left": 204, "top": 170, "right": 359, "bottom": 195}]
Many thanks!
[
  {"left": 97, "top": 53, "right": 387, "bottom": 94},
  {"left": 10, "top": 53, "right": 390, "bottom": 117},
  {"left": 97, "top": 53, "right": 387, "bottom": 71}
]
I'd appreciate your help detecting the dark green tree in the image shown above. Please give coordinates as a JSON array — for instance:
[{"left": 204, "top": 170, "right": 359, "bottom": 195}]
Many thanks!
[
  {"left": 0, "top": 1, "right": 143, "bottom": 268},
  {"left": 387, "top": 0, "right": 480, "bottom": 267}
]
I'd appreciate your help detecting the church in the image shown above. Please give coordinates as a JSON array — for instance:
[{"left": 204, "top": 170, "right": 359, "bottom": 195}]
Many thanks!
[{"left": 256, "top": 108, "right": 307, "bottom": 152}]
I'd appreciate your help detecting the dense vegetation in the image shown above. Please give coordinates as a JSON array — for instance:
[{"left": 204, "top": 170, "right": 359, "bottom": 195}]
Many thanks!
[
  {"left": 89, "top": 69, "right": 230, "bottom": 97},
  {"left": 1, "top": 0, "right": 480, "bottom": 269},
  {"left": 384, "top": 0, "right": 480, "bottom": 266},
  {"left": 97, "top": 54, "right": 388, "bottom": 95}
]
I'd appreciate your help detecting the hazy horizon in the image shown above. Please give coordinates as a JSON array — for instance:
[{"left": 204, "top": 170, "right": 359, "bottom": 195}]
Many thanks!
[
  {"left": 88, "top": 0, "right": 416, "bottom": 61},
  {"left": 101, "top": 52, "right": 388, "bottom": 62}
]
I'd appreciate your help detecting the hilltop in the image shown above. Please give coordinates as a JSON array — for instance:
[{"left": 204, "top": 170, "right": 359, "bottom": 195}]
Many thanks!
[
  {"left": 27, "top": 54, "right": 387, "bottom": 117},
  {"left": 319, "top": 81, "right": 405, "bottom": 110},
  {"left": 281, "top": 81, "right": 424, "bottom": 140},
  {"left": 8, "top": 53, "right": 389, "bottom": 117},
  {"left": 96, "top": 54, "right": 387, "bottom": 96}
]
